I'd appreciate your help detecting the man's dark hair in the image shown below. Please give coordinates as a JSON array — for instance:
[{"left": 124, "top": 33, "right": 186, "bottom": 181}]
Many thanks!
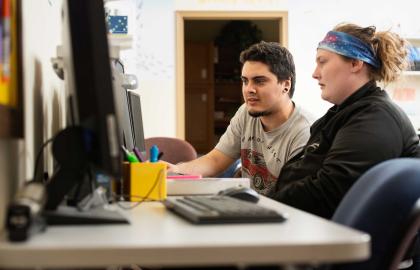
[{"left": 239, "top": 41, "right": 296, "bottom": 98}]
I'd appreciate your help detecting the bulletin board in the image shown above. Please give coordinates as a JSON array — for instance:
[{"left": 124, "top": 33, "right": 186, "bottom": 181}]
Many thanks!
[{"left": 0, "top": 0, "right": 23, "bottom": 138}]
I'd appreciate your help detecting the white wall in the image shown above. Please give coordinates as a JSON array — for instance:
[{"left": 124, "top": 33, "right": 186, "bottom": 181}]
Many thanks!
[
  {"left": 22, "top": 0, "right": 65, "bottom": 180},
  {"left": 113, "top": 0, "right": 288, "bottom": 138},
  {"left": 289, "top": 0, "right": 420, "bottom": 118},
  {"left": 0, "top": 0, "right": 63, "bottom": 230},
  {"left": 116, "top": 0, "right": 420, "bottom": 136}
]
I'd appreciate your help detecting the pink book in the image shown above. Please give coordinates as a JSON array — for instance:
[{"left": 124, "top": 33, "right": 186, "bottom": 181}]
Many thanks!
[{"left": 167, "top": 174, "right": 202, "bottom": 180}]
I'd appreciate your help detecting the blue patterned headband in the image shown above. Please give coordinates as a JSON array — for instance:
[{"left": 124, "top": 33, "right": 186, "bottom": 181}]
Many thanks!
[{"left": 318, "top": 31, "right": 380, "bottom": 69}]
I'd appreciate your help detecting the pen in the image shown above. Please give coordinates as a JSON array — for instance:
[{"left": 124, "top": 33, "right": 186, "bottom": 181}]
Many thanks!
[
  {"left": 150, "top": 145, "right": 159, "bottom": 163},
  {"left": 132, "top": 146, "right": 145, "bottom": 162},
  {"left": 121, "top": 145, "right": 139, "bottom": 163}
]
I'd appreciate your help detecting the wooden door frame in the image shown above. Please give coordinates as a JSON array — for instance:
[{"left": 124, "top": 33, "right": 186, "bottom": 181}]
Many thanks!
[{"left": 176, "top": 11, "right": 288, "bottom": 139}]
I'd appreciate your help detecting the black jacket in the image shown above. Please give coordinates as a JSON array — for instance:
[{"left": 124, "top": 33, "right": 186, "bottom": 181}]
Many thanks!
[{"left": 269, "top": 81, "right": 419, "bottom": 219}]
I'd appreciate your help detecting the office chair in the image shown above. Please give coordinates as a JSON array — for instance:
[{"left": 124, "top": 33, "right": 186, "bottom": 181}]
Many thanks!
[
  {"left": 329, "top": 158, "right": 420, "bottom": 270},
  {"left": 145, "top": 137, "right": 197, "bottom": 164},
  {"left": 218, "top": 159, "right": 242, "bottom": 178}
]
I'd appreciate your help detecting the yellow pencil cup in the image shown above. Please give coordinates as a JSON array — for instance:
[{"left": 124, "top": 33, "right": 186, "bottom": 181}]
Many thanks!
[{"left": 122, "top": 162, "right": 167, "bottom": 201}]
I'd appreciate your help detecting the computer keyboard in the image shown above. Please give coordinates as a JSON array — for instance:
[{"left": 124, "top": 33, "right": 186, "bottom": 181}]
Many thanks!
[{"left": 164, "top": 195, "right": 286, "bottom": 224}]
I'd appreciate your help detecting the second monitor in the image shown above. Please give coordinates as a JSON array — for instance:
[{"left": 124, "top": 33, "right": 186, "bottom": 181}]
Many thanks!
[
  {"left": 127, "top": 90, "right": 147, "bottom": 157},
  {"left": 111, "top": 61, "right": 146, "bottom": 157}
]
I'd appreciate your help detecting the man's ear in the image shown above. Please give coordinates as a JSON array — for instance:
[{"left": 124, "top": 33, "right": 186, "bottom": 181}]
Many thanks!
[
  {"left": 350, "top": 59, "right": 364, "bottom": 73},
  {"left": 282, "top": 78, "right": 292, "bottom": 90}
]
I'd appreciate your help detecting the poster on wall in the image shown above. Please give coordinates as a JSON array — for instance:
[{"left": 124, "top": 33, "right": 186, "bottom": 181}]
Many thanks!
[
  {"left": 0, "top": 0, "right": 23, "bottom": 138},
  {"left": 0, "top": 0, "right": 20, "bottom": 107}
]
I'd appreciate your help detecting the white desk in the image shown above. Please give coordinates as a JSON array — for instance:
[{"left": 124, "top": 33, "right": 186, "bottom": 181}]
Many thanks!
[{"left": 0, "top": 196, "right": 370, "bottom": 269}]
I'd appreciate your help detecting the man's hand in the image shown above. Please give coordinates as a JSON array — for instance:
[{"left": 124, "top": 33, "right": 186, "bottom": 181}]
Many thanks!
[
  {"left": 159, "top": 149, "right": 235, "bottom": 177},
  {"left": 161, "top": 160, "right": 179, "bottom": 174}
]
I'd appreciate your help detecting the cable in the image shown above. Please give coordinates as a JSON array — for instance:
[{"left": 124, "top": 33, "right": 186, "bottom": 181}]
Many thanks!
[
  {"left": 33, "top": 137, "right": 54, "bottom": 183},
  {"left": 113, "top": 168, "right": 165, "bottom": 210},
  {"left": 113, "top": 168, "right": 164, "bottom": 210},
  {"left": 115, "top": 58, "right": 125, "bottom": 73}
]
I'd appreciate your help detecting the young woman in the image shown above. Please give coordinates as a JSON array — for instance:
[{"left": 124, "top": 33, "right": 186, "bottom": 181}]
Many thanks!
[{"left": 269, "top": 23, "right": 419, "bottom": 218}]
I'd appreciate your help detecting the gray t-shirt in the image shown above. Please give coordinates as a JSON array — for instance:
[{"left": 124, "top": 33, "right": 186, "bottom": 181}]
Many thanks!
[{"left": 215, "top": 103, "right": 313, "bottom": 195}]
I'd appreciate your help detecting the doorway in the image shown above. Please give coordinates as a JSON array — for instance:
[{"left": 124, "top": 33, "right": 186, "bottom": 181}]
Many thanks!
[{"left": 176, "top": 12, "right": 288, "bottom": 154}]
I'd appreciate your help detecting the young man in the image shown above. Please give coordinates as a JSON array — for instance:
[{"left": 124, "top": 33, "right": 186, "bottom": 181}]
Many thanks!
[{"left": 167, "top": 41, "right": 313, "bottom": 195}]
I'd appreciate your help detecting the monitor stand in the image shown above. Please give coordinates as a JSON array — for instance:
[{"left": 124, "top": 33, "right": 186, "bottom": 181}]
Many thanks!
[
  {"left": 43, "top": 205, "right": 129, "bottom": 225},
  {"left": 44, "top": 127, "right": 129, "bottom": 225}
]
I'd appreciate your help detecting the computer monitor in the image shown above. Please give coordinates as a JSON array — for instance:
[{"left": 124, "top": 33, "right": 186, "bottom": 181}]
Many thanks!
[
  {"left": 127, "top": 90, "right": 147, "bottom": 156},
  {"left": 111, "top": 61, "right": 146, "bottom": 158},
  {"left": 111, "top": 60, "right": 136, "bottom": 151},
  {"left": 44, "top": 0, "right": 121, "bottom": 212}
]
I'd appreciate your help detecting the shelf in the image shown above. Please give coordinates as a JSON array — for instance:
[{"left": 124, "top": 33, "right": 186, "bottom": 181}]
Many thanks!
[
  {"left": 214, "top": 119, "right": 231, "bottom": 128},
  {"left": 402, "top": 71, "right": 420, "bottom": 76},
  {"left": 217, "top": 97, "right": 241, "bottom": 104},
  {"left": 108, "top": 34, "right": 132, "bottom": 48},
  {"left": 108, "top": 34, "right": 133, "bottom": 59},
  {"left": 407, "top": 38, "right": 420, "bottom": 46},
  {"left": 215, "top": 80, "right": 241, "bottom": 84}
]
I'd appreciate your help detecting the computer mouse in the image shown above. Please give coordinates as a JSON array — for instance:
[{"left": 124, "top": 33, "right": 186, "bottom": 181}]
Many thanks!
[{"left": 218, "top": 187, "right": 260, "bottom": 203}]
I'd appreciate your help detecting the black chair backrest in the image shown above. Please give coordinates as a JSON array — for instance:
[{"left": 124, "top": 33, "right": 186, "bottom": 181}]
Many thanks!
[{"left": 331, "top": 158, "right": 420, "bottom": 270}]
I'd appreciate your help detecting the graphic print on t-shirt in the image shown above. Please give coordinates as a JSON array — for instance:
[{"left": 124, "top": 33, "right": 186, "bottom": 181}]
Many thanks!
[{"left": 241, "top": 149, "right": 277, "bottom": 192}]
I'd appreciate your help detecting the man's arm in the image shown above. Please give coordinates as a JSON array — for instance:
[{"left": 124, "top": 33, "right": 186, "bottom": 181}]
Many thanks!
[
  {"left": 167, "top": 149, "right": 235, "bottom": 177},
  {"left": 167, "top": 104, "right": 245, "bottom": 177}
]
